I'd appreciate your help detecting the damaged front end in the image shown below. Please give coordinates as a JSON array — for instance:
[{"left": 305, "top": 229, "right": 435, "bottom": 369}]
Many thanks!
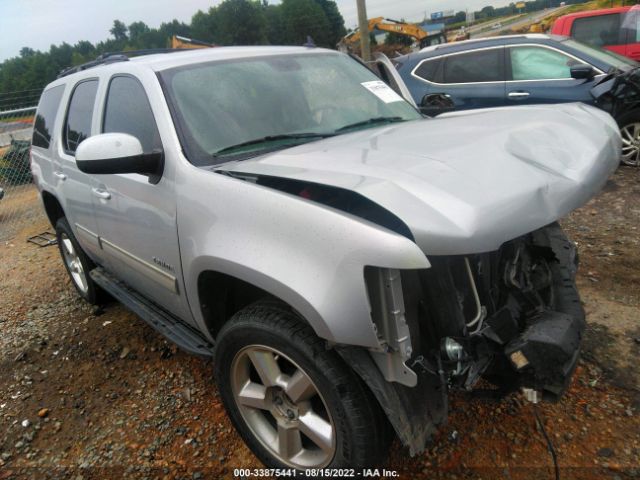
[{"left": 356, "top": 223, "right": 585, "bottom": 454}]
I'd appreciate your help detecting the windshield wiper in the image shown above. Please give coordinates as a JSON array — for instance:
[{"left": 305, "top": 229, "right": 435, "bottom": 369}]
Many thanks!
[
  {"left": 334, "top": 116, "right": 407, "bottom": 133},
  {"left": 215, "top": 133, "right": 336, "bottom": 156}
]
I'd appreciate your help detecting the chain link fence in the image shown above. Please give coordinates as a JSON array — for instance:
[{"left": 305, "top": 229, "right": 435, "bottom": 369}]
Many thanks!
[{"left": 0, "top": 88, "right": 45, "bottom": 243}]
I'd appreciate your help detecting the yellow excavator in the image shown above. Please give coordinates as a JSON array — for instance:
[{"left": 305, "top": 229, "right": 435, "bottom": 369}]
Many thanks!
[
  {"left": 170, "top": 35, "right": 215, "bottom": 50},
  {"left": 341, "top": 17, "right": 451, "bottom": 50}
]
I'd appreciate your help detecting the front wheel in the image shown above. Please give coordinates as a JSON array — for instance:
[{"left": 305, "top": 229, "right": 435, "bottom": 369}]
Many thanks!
[
  {"left": 617, "top": 110, "right": 640, "bottom": 166},
  {"left": 213, "top": 302, "right": 390, "bottom": 472}
]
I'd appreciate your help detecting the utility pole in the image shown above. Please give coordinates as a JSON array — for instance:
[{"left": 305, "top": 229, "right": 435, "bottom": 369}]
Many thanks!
[{"left": 356, "top": 0, "right": 371, "bottom": 62}]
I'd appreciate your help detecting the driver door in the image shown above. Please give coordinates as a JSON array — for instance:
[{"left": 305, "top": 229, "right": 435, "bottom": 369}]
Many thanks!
[{"left": 91, "top": 74, "right": 192, "bottom": 322}]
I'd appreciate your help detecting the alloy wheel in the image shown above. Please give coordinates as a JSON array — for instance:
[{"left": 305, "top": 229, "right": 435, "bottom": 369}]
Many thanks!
[
  {"left": 60, "top": 233, "right": 89, "bottom": 294},
  {"left": 620, "top": 122, "right": 640, "bottom": 166},
  {"left": 230, "top": 345, "right": 336, "bottom": 469}
]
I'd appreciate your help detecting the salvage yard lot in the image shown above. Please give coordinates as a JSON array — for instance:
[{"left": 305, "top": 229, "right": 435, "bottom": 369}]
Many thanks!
[{"left": 0, "top": 168, "right": 639, "bottom": 480}]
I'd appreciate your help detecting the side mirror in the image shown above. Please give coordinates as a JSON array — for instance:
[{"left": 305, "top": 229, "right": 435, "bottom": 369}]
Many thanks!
[
  {"left": 420, "top": 93, "right": 455, "bottom": 115},
  {"left": 570, "top": 64, "right": 596, "bottom": 80},
  {"left": 75, "top": 133, "right": 163, "bottom": 180}
]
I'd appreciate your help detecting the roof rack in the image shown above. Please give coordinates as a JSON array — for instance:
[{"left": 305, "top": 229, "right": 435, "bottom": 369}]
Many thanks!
[{"left": 57, "top": 48, "right": 188, "bottom": 79}]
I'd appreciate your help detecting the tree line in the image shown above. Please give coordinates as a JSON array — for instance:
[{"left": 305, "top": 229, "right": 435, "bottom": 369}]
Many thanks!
[
  {"left": 0, "top": 0, "right": 346, "bottom": 106},
  {"left": 446, "top": 0, "right": 589, "bottom": 25}
]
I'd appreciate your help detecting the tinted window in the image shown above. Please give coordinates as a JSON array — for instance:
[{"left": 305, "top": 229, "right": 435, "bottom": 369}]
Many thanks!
[
  {"left": 32, "top": 85, "right": 65, "bottom": 149},
  {"left": 510, "top": 46, "right": 584, "bottom": 80},
  {"left": 572, "top": 14, "right": 621, "bottom": 47},
  {"left": 414, "top": 58, "right": 441, "bottom": 82},
  {"left": 443, "top": 49, "right": 503, "bottom": 84},
  {"left": 64, "top": 80, "right": 98, "bottom": 154},
  {"left": 103, "top": 76, "right": 161, "bottom": 153}
]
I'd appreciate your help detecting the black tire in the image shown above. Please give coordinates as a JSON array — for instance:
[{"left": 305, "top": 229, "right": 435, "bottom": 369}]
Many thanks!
[
  {"left": 615, "top": 109, "right": 640, "bottom": 167},
  {"left": 55, "top": 217, "right": 104, "bottom": 305},
  {"left": 214, "top": 301, "right": 391, "bottom": 472}
]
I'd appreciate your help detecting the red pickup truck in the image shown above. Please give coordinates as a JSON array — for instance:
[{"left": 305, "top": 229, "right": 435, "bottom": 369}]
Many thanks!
[{"left": 551, "top": 6, "right": 640, "bottom": 61}]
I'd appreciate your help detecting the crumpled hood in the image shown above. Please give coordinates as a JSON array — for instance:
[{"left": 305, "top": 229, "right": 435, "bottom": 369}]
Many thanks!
[{"left": 218, "top": 103, "right": 621, "bottom": 255}]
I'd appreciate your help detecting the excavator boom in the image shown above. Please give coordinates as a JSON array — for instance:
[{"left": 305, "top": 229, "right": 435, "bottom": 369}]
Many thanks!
[{"left": 341, "top": 17, "right": 446, "bottom": 49}]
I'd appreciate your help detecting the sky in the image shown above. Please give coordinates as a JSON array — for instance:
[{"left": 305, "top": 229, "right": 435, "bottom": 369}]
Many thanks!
[{"left": 0, "top": 0, "right": 514, "bottom": 61}]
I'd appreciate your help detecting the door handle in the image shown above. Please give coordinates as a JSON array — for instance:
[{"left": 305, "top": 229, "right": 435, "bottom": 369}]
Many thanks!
[
  {"left": 508, "top": 91, "right": 530, "bottom": 99},
  {"left": 92, "top": 188, "right": 111, "bottom": 200},
  {"left": 53, "top": 171, "right": 67, "bottom": 181}
]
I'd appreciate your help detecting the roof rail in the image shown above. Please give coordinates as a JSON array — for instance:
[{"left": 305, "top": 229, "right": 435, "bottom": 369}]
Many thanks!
[{"left": 56, "top": 48, "right": 188, "bottom": 79}]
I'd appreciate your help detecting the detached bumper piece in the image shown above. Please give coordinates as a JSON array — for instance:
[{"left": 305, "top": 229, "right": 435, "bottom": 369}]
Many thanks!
[{"left": 505, "top": 311, "right": 585, "bottom": 400}]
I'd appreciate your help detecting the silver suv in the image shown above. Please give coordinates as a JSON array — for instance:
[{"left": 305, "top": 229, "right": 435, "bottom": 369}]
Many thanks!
[{"left": 31, "top": 46, "right": 620, "bottom": 470}]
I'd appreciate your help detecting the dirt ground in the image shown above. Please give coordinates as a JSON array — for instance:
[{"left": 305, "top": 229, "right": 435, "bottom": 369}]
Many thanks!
[{"left": 0, "top": 168, "right": 639, "bottom": 480}]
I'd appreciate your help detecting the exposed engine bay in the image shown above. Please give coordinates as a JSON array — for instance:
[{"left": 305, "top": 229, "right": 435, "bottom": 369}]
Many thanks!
[{"left": 399, "top": 222, "right": 584, "bottom": 400}]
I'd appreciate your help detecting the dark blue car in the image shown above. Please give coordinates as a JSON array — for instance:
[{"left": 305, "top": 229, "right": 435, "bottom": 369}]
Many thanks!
[
  {"left": 394, "top": 34, "right": 637, "bottom": 111},
  {"left": 392, "top": 34, "right": 640, "bottom": 164}
]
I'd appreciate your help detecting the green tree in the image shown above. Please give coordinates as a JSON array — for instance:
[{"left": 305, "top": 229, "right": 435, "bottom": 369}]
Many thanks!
[
  {"left": 214, "top": 0, "right": 268, "bottom": 45},
  {"left": 280, "top": 0, "right": 331, "bottom": 46},
  {"left": 264, "top": 4, "right": 286, "bottom": 44},
  {"left": 191, "top": 9, "right": 219, "bottom": 43},
  {"left": 128, "top": 21, "right": 151, "bottom": 45},
  {"left": 109, "top": 20, "right": 129, "bottom": 41},
  {"left": 314, "top": 0, "right": 346, "bottom": 47}
]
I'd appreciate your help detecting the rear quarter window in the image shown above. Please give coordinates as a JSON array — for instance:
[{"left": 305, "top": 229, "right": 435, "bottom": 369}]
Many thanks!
[
  {"left": 414, "top": 58, "right": 442, "bottom": 83},
  {"left": 32, "top": 85, "right": 65, "bottom": 149}
]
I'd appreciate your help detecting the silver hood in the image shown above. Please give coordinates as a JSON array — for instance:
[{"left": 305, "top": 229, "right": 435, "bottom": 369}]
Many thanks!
[{"left": 218, "top": 103, "right": 621, "bottom": 255}]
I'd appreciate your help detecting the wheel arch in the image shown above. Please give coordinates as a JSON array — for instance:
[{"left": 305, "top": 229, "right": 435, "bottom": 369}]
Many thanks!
[{"left": 194, "top": 262, "right": 329, "bottom": 343}]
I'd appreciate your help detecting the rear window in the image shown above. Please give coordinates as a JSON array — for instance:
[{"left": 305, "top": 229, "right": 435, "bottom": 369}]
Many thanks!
[
  {"left": 63, "top": 80, "right": 98, "bottom": 155},
  {"left": 442, "top": 49, "right": 503, "bottom": 84},
  {"left": 571, "top": 13, "right": 621, "bottom": 47},
  {"left": 32, "top": 85, "right": 65, "bottom": 149}
]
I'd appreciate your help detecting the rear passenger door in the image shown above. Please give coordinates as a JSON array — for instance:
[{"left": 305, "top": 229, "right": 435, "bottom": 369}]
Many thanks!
[
  {"left": 412, "top": 47, "right": 506, "bottom": 115},
  {"left": 57, "top": 79, "right": 104, "bottom": 261},
  {"left": 505, "top": 45, "right": 599, "bottom": 106},
  {"left": 91, "top": 74, "right": 191, "bottom": 321}
]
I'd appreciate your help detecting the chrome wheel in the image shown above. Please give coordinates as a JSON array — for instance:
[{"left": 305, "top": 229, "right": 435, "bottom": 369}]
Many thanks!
[
  {"left": 231, "top": 345, "right": 336, "bottom": 469},
  {"left": 60, "top": 232, "right": 88, "bottom": 294},
  {"left": 620, "top": 122, "right": 640, "bottom": 166}
]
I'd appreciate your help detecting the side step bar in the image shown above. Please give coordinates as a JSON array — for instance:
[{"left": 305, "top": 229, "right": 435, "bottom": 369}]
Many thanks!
[{"left": 90, "top": 268, "right": 214, "bottom": 358}]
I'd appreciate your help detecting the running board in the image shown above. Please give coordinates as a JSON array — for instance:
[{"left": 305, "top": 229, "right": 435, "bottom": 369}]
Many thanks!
[{"left": 90, "top": 268, "right": 214, "bottom": 358}]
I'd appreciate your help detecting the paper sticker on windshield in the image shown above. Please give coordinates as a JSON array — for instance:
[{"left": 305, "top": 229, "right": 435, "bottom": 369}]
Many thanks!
[{"left": 361, "top": 81, "right": 404, "bottom": 104}]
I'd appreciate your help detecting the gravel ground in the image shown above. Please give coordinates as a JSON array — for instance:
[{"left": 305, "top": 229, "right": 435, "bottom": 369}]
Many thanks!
[{"left": 0, "top": 168, "right": 639, "bottom": 480}]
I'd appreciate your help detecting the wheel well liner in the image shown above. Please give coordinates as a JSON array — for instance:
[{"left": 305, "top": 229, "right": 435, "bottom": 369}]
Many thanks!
[
  {"left": 41, "top": 191, "right": 65, "bottom": 227},
  {"left": 198, "top": 270, "right": 289, "bottom": 339}
]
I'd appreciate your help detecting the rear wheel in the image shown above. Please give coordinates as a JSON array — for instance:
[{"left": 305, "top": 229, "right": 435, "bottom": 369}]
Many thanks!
[
  {"left": 55, "top": 217, "right": 104, "bottom": 305},
  {"left": 214, "top": 302, "right": 390, "bottom": 472}
]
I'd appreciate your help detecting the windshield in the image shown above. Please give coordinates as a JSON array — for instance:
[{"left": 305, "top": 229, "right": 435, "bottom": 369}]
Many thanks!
[
  {"left": 562, "top": 38, "right": 639, "bottom": 72},
  {"left": 160, "top": 52, "right": 422, "bottom": 165}
]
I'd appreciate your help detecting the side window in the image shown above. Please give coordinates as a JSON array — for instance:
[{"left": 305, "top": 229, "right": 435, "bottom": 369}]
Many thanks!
[
  {"left": 414, "top": 58, "right": 442, "bottom": 83},
  {"left": 510, "top": 47, "right": 584, "bottom": 80},
  {"left": 103, "top": 76, "right": 161, "bottom": 153},
  {"left": 571, "top": 14, "right": 621, "bottom": 47},
  {"left": 32, "top": 85, "right": 65, "bottom": 149},
  {"left": 442, "top": 49, "right": 503, "bottom": 84},
  {"left": 64, "top": 80, "right": 98, "bottom": 154}
]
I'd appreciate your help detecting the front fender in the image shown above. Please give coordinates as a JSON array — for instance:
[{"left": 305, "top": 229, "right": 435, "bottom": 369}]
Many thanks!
[{"left": 177, "top": 163, "right": 430, "bottom": 348}]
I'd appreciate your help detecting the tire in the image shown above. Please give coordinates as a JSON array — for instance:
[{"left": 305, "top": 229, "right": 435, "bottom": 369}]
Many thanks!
[
  {"left": 616, "top": 110, "right": 640, "bottom": 167},
  {"left": 55, "top": 217, "right": 104, "bottom": 305},
  {"left": 214, "top": 302, "right": 390, "bottom": 472}
]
